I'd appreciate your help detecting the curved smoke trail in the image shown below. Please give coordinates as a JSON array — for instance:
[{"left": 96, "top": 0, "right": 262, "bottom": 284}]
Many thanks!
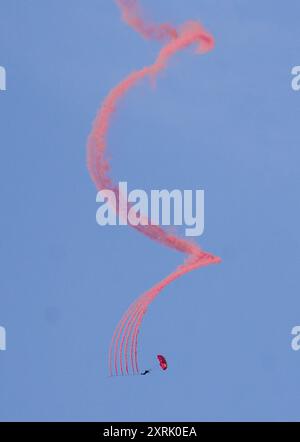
[{"left": 87, "top": 0, "right": 220, "bottom": 376}]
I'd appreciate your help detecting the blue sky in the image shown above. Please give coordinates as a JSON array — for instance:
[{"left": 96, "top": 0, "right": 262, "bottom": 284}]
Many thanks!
[{"left": 1, "top": 0, "right": 300, "bottom": 421}]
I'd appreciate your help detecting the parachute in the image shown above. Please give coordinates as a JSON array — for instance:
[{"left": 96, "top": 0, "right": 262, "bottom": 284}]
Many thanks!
[{"left": 157, "top": 355, "right": 167, "bottom": 371}]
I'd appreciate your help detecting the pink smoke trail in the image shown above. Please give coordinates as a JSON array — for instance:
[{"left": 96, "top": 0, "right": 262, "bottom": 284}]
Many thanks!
[
  {"left": 116, "top": 0, "right": 178, "bottom": 40},
  {"left": 86, "top": 1, "right": 220, "bottom": 376}
]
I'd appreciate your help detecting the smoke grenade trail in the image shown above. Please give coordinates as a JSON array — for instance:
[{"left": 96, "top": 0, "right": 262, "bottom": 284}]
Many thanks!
[
  {"left": 87, "top": 1, "right": 220, "bottom": 376},
  {"left": 116, "top": 0, "right": 178, "bottom": 40}
]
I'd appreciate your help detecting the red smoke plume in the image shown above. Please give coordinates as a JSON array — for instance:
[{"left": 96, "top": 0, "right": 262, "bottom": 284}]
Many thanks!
[{"left": 87, "top": 0, "right": 220, "bottom": 376}]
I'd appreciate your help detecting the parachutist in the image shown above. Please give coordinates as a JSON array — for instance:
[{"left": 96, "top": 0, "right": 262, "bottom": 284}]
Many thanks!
[{"left": 141, "top": 369, "right": 151, "bottom": 375}]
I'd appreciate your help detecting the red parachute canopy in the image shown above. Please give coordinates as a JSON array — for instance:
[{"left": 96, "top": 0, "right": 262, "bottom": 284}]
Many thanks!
[{"left": 157, "top": 354, "right": 168, "bottom": 371}]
